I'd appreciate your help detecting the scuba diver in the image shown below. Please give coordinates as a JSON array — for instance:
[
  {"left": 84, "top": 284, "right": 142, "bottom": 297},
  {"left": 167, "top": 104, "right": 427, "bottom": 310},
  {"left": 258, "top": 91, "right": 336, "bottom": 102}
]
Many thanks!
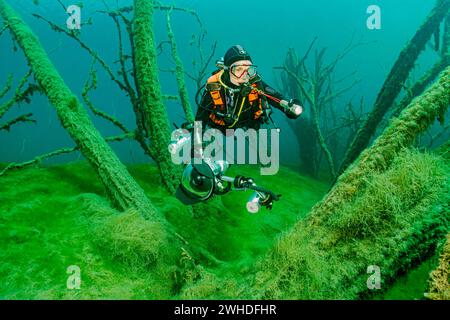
[
  {"left": 196, "top": 44, "right": 302, "bottom": 132},
  {"left": 172, "top": 45, "right": 303, "bottom": 213}
]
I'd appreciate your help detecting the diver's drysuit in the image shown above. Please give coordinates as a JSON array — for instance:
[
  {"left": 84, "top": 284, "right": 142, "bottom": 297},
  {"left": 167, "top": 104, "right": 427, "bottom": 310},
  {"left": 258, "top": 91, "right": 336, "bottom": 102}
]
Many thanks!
[{"left": 195, "top": 69, "right": 298, "bottom": 134}]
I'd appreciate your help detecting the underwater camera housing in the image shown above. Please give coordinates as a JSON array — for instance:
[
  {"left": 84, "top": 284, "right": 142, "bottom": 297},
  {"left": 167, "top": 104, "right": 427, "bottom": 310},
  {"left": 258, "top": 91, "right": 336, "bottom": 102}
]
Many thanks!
[
  {"left": 176, "top": 159, "right": 281, "bottom": 214},
  {"left": 178, "top": 159, "right": 231, "bottom": 203}
]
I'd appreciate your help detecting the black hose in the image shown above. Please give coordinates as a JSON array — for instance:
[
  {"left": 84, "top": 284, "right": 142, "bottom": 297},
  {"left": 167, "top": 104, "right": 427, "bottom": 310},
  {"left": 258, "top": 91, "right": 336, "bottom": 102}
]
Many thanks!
[{"left": 195, "top": 84, "right": 206, "bottom": 108}]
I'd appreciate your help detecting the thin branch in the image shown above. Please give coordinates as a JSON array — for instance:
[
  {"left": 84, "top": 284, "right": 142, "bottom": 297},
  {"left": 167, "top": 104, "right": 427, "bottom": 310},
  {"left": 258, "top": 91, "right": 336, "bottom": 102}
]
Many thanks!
[
  {"left": 153, "top": 1, "right": 204, "bottom": 30},
  {"left": 333, "top": 70, "right": 358, "bottom": 85},
  {"left": 0, "top": 113, "right": 36, "bottom": 132},
  {"left": 0, "top": 70, "right": 32, "bottom": 119},
  {"left": 321, "top": 78, "right": 361, "bottom": 106},
  {"left": 101, "top": 0, "right": 111, "bottom": 11},
  {"left": 0, "top": 73, "right": 13, "bottom": 100},
  {"left": 191, "top": 41, "right": 217, "bottom": 90},
  {"left": 92, "top": 5, "right": 154, "bottom": 162},
  {"left": 156, "top": 40, "right": 172, "bottom": 56},
  {"left": 110, "top": 12, "right": 138, "bottom": 101},
  {"left": 166, "top": 6, "right": 195, "bottom": 122},
  {"left": 282, "top": 65, "right": 313, "bottom": 105},
  {"left": 56, "top": 0, "right": 67, "bottom": 12},
  {"left": 109, "top": 8, "right": 155, "bottom": 159},
  {"left": 32, "top": 13, "right": 128, "bottom": 92},
  {"left": 299, "top": 37, "right": 318, "bottom": 66},
  {"left": 325, "top": 116, "right": 363, "bottom": 142},
  {"left": 0, "top": 131, "right": 136, "bottom": 177},
  {"left": 82, "top": 61, "right": 131, "bottom": 134},
  {"left": 163, "top": 95, "right": 180, "bottom": 101},
  {"left": 159, "top": 67, "right": 176, "bottom": 74},
  {"left": 0, "top": 23, "right": 8, "bottom": 37}
]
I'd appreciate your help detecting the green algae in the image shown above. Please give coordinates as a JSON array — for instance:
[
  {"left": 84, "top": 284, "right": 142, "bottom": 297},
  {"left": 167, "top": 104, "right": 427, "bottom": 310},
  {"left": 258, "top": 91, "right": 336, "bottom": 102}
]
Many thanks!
[
  {"left": 1, "top": 149, "right": 446, "bottom": 300},
  {"left": 0, "top": 0, "right": 448, "bottom": 301},
  {"left": 374, "top": 253, "right": 441, "bottom": 300},
  {"left": 426, "top": 233, "right": 450, "bottom": 300},
  {"left": 249, "top": 149, "right": 449, "bottom": 299},
  {"left": 0, "top": 161, "right": 327, "bottom": 299}
]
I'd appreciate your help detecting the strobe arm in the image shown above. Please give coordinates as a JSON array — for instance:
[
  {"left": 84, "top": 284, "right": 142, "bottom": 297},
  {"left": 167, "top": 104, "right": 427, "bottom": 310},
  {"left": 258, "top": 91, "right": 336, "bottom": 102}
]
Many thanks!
[
  {"left": 219, "top": 175, "right": 281, "bottom": 212},
  {"left": 233, "top": 175, "right": 281, "bottom": 202}
]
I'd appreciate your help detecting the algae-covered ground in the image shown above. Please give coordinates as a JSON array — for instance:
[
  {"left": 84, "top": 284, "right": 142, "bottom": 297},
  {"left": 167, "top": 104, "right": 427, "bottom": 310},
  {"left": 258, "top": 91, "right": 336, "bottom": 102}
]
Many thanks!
[
  {"left": 0, "top": 151, "right": 447, "bottom": 299},
  {"left": 0, "top": 161, "right": 327, "bottom": 299}
]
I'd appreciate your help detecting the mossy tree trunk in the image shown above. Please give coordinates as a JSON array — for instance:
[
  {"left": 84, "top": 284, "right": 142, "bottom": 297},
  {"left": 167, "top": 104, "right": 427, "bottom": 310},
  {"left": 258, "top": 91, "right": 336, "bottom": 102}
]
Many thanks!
[
  {"left": 0, "top": 0, "right": 161, "bottom": 220},
  {"left": 338, "top": 0, "right": 450, "bottom": 176},
  {"left": 133, "top": 0, "right": 181, "bottom": 194},
  {"left": 166, "top": 8, "right": 195, "bottom": 123},
  {"left": 426, "top": 233, "right": 450, "bottom": 300},
  {"left": 392, "top": 12, "right": 450, "bottom": 119},
  {"left": 252, "top": 66, "right": 450, "bottom": 299},
  {"left": 313, "top": 66, "right": 449, "bottom": 222}
]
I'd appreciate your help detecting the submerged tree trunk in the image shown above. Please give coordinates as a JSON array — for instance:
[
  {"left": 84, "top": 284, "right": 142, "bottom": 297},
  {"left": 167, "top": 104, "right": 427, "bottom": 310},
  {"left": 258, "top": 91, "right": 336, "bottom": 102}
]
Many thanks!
[
  {"left": 0, "top": 0, "right": 161, "bottom": 220},
  {"left": 133, "top": 0, "right": 181, "bottom": 194},
  {"left": 314, "top": 66, "right": 449, "bottom": 222},
  {"left": 338, "top": 0, "right": 450, "bottom": 176},
  {"left": 166, "top": 8, "right": 195, "bottom": 123},
  {"left": 392, "top": 12, "right": 450, "bottom": 118},
  {"left": 426, "top": 142, "right": 450, "bottom": 300},
  {"left": 251, "top": 66, "right": 450, "bottom": 300},
  {"left": 426, "top": 233, "right": 450, "bottom": 300}
]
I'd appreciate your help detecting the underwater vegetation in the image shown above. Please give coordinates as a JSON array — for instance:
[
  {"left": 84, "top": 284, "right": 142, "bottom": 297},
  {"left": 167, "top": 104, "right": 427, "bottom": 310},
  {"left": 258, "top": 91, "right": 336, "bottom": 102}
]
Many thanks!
[
  {"left": 0, "top": 148, "right": 447, "bottom": 299},
  {"left": 0, "top": 0, "right": 449, "bottom": 299},
  {"left": 0, "top": 162, "right": 328, "bottom": 298},
  {"left": 426, "top": 233, "right": 450, "bottom": 300}
]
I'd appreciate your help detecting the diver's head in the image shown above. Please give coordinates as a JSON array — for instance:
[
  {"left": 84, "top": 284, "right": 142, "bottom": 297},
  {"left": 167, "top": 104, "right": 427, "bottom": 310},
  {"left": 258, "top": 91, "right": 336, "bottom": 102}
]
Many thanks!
[{"left": 223, "top": 45, "right": 257, "bottom": 86}]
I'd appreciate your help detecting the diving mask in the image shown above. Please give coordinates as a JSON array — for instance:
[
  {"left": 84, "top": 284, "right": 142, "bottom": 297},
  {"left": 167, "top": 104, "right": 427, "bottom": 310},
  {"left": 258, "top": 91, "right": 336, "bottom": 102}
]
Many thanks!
[{"left": 230, "top": 64, "right": 258, "bottom": 79}]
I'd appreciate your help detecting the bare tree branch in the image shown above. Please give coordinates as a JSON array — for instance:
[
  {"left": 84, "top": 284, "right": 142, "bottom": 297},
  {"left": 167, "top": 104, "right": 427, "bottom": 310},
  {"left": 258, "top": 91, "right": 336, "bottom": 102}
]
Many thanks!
[
  {"left": 0, "top": 23, "right": 7, "bottom": 37},
  {"left": 56, "top": 0, "right": 67, "bottom": 12},
  {"left": 0, "top": 113, "right": 35, "bottom": 132},
  {"left": 0, "top": 131, "right": 136, "bottom": 177},
  {"left": 32, "top": 13, "right": 128, "bottom": 92},
  {"left": 0, "top": 70, "right": 32, "bottom": 119},
  {"left": 0, "top": 73, "right": 13, "bottom": 100},
  {"left": 82, "top": 61, "right": 131, "bottom": 134}
]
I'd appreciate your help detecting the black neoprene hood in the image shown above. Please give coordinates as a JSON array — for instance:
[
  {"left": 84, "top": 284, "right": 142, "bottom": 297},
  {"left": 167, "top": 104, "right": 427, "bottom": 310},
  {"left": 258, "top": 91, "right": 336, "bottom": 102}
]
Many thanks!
[{"left": 224, "top": 45, "right": 252, "bottom": 67}]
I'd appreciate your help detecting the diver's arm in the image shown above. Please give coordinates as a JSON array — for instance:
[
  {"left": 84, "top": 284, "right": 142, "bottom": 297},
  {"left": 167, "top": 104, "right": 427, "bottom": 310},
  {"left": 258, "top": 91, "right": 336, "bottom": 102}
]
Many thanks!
[
  {"left": 260, "top": 81, "right": 285, "bottom": 107},
  {"left": 259, "top": 80, "right": 303, "bottom": 119}
]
